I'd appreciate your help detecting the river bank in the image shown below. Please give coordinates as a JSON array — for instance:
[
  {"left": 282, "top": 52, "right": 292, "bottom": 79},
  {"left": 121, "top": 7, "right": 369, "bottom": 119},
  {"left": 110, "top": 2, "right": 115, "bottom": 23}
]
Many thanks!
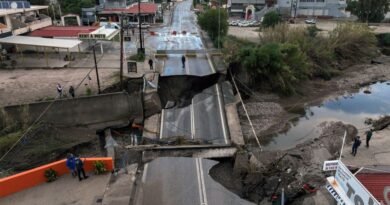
[{"left": 238, "top": 55, "right": 390, "bottom": 150}]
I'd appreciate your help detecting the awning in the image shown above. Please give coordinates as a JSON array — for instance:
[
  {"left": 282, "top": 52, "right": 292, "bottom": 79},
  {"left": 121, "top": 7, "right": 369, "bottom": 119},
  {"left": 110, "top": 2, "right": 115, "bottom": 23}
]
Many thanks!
[{"left": 0, "top": 36, "right": 82, "bottom": 49}]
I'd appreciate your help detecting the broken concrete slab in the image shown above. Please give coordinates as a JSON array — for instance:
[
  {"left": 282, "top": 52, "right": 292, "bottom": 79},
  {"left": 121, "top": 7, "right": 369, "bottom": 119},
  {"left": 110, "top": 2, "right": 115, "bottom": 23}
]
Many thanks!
[{"left": 143, "top": 114, "right": 161, "bottom": 140}]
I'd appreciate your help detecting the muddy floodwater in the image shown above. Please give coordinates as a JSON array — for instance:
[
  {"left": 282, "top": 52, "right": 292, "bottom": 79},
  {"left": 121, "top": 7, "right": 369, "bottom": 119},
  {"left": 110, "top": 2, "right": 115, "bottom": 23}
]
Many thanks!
[{"left": 265, "top": 81, "right": 390, "bottom": 150}]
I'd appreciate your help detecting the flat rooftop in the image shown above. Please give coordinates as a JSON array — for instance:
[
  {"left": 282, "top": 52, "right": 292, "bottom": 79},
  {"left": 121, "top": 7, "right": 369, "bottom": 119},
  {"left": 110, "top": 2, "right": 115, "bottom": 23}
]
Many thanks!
[
  {"left": 0, "top": 36, "right": 82, "bottom": 49},
  {"left": 0, "top": 6, "right": 48, "bottom": 16}
]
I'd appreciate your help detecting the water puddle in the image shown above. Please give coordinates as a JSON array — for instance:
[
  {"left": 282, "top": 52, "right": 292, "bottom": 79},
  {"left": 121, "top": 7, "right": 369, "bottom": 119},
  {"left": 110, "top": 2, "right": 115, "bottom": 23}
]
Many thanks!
[{"left": 264, "top": 81, "right": 390, "bottom": 150}]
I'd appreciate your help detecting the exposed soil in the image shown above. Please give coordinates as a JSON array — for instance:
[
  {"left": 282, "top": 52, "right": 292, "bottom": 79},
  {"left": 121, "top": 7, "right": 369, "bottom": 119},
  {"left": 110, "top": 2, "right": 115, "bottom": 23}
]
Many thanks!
[
  {"left": 210, "top": 121, "right": 357, "bottom": 204},
  {"left": 0, "top": 123, "right": 102, "bottom": 175}
]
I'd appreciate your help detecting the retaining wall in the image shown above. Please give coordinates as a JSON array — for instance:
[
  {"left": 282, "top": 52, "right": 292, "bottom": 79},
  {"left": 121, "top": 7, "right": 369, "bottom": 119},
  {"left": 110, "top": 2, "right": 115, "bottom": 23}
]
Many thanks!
[
  {"left": 1, "top": 92, "right": 143, "bottom": 127},
  {"left": 0, "top": 157, "right": 114, "bottom": 198}
]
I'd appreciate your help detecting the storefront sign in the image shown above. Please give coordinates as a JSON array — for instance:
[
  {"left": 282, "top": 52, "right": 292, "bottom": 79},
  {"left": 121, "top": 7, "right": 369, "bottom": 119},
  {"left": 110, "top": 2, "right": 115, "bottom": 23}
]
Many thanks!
[{"left": 334, "top": 161, "right": 381, "bottom": 205}]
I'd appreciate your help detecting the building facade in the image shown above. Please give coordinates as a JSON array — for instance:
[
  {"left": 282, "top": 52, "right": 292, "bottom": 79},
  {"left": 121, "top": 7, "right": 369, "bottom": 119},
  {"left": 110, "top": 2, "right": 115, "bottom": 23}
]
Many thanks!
[
  {"left": 228, "top": 0, "right": 266, "bottom": 19},
  {"left": 278, "top": 0, "right": 348, "bottom": 18},
  {"left": 0, "top": 1, "right": 51, "bottom": 37}
]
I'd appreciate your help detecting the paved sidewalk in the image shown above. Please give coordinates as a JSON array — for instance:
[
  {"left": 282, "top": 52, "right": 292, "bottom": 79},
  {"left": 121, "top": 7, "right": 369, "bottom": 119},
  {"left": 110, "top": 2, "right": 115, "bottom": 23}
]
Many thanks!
[
  {"left": 1, "top": 173, "right": 111, "bottom": 205},
  {"left": 341, "top": 127, "right": 390, "bottom": 166}
]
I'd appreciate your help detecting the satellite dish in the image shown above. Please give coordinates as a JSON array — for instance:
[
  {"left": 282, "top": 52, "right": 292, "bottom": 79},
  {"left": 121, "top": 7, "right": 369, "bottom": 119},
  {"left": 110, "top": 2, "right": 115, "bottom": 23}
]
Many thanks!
[{"left": 11, "top": 2, "right": 18, "bottom": 9}]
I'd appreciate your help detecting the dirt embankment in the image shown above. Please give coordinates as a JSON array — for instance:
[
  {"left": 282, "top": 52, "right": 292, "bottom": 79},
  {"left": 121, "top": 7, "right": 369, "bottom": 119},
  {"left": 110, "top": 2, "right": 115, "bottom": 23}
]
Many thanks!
[
  {"left": 211, "top": 122, "right": 357, "bottom": 204},
  {"left": 0, "top": 123, "right": 101, "bottom": 176}
]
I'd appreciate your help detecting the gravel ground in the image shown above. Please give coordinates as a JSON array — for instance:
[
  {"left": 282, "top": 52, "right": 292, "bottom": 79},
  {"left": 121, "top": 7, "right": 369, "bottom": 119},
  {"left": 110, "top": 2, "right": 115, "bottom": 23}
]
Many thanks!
[{"left": 0, "top": 68, "right": 119, "bottom": 107}]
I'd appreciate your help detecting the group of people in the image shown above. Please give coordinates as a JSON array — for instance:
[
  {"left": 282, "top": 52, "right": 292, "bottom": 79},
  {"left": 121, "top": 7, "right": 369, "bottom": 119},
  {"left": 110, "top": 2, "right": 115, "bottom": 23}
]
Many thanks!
[
  {"left": 56, "top": 83, "right": 75, "bottom": 99},
  {"left": 351, "top": 129, "right": 373, "bottom": 156},
  {"left": 65, "top": 153, "right": 89, "bottom": 181},
  {"left": 148, "top": 55, "right": 186, "bottom": 71}
]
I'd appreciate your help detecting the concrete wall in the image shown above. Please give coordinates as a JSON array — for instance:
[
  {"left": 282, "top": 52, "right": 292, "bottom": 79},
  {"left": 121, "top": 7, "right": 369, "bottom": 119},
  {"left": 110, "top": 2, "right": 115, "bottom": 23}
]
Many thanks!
[{"left": 1, "top": 92, "right": 143, "bottom": 128}]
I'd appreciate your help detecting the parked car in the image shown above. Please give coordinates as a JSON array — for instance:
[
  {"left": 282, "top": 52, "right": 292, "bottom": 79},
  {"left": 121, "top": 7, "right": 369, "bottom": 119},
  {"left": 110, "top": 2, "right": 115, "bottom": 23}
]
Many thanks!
[
  {"left": 141, "top": 23, "right": 150, "bottom": 29},
  {"left": 305, "top": 19, "right": 316, "bottom": 24}
]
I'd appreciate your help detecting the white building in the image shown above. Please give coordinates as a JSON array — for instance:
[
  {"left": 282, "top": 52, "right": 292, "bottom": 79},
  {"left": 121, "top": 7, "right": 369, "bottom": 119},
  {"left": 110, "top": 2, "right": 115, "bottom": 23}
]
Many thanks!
[
  {"left": 278, "top": 0, "right": 349, "bottom": 18},
  {"left": 0, "top": 1, "right": 51, "bottom": 37}
]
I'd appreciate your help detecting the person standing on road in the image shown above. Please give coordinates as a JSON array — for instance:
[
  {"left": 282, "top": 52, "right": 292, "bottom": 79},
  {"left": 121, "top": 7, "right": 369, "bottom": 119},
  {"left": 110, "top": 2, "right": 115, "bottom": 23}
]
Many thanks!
[
  {"left": 66, "top": 153, "right": 77, "bottom": 177},
  {"left": 366, "top": 129, "right": 373, "bottom": 148},
  {"left": 148, "top": 59, "right": 153, "bottom": 70},
  {"left": 132, "top": 28, "right": 135, "bottom": 36},
  {"left": 181, "top": 55, "right": 186, "bottom": 69},
  {"left": 75, "top": 156, "right": 89, "bottom": 181},
  {"left": 57, "top": 83, "right": 63, "bottom": 98},
  {"left": 351, "top": 136, "right": 361, "bottom": 156},
  {"left": 69, "top": 86, "right": 75, "bottom": 98}
]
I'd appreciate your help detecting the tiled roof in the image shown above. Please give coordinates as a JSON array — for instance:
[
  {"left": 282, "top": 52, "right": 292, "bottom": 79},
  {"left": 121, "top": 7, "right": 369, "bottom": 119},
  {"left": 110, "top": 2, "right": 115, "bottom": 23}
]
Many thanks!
[
  {"left": 356, "top": 173, "right": 390, "bottom": 203},
  {"left": 101, "top": 3, "right": 157, "bottom": 14},
  {"left": 29, "top": 26, "right": 99, "bottom": 37}
]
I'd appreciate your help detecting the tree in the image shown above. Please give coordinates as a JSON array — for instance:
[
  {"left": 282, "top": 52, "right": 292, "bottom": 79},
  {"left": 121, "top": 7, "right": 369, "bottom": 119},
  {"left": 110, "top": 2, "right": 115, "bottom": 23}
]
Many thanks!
[
  {"left": 262, "top": 11, "right": 281, "bottom": 28},
  {"left": 61, "top": 0, "right": 95, "bottom": 15},
  {"left": 197, "top": 8, "right": 228, "bottom": 48},
  {"left": 239, "top": 43, "right": 309, "bottom": 95},
  {"left": 347, "top": 0, "right": 390, "bottom": 23},
  {"left": 29, "top": 0, "right": 48, "bottom": 5}
]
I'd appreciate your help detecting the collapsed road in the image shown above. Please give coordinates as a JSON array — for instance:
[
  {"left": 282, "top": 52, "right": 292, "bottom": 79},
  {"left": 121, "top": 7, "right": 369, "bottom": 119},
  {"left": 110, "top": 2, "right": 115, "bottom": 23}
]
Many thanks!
[{"left": 133, "top": 0, "right": 250, "bottom": 204}]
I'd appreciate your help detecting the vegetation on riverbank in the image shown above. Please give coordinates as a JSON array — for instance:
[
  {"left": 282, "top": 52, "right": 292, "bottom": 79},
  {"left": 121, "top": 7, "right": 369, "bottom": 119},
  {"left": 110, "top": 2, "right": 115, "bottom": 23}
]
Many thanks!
[
  {"left": 197, "top": 8, "right": 228, "bottom": 48},
  {"left": 225, "top": 23, "right": 378, "bottom": 95}
]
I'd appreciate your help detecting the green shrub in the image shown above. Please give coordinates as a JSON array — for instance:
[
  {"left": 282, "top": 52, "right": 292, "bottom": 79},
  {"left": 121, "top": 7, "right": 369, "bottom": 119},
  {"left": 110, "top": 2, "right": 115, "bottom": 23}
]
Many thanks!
[
  {"left": 93, "top": 161, "right": 107, "bottom": 175},
  {"left": 307, "top": 25, "right": 320, "bottom": 37},
  {"left": 329, "top": 23, "right": 377, "bottom": 62},
  {"left": 128, "top": 53, "right": 145, "bottom": 62},
  {"left": 262, "top": 11, "right": 281, "bottom": 28},
  {"left": 44, "top": 168, "right": 58, "bottom": 182},
  {"left": 377, "top": 33, "right": 390, "bottom": 47},
  {"left": 86, "top": 87, "right": 92, "bottom": 96},
  {"left": 240, "top": 42, "right": 309, "bottom": 95}
]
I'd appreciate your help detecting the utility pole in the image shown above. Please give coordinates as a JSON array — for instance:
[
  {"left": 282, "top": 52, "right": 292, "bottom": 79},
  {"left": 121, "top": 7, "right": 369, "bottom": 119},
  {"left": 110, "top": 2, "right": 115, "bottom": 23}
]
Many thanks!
[
  {"left": 218, "top": 0, "right": 221, "bottom": 49},
  {"left": 138, "top": 0, "right": 144, "bottom": 54},
  {"left": 120, "top": 13, "right": 124, "bottom": 90},
  {"left": 93, "top": 44, "right": 101, "bottom": 94}
]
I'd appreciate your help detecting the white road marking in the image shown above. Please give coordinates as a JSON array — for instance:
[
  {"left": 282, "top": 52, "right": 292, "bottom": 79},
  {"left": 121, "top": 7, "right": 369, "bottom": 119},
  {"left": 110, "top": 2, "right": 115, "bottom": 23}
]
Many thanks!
[
  {"left": 159, "top": 109, "right": 165, "bottom": 139},
  {"left": 142, "top": 164, "right": 149, "bottom": 183},
  {"left": 191, "top": 98, "right": 195, "bottom": 139},
  {"left": 195, "top": 158, "right": 208, "bottom": 205},
  {"left": 215, "top": 84, "right": 229, "bottom": 144}
]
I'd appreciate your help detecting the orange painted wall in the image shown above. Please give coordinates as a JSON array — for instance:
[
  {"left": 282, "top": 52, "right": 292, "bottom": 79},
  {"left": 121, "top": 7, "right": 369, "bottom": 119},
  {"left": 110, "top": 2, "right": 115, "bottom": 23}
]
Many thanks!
[{"left": 0, "top": 157, "right": 113, "bottom": 198}]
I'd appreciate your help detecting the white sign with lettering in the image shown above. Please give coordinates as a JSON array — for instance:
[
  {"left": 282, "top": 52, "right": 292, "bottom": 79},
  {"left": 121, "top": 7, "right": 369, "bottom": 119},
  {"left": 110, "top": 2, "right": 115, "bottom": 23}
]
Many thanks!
[
  {"left": 323, "top": 160, "right": 339, "bottom": 171},
  {"left": 335, "top": 161, "right": 381, "bottom": 205}
]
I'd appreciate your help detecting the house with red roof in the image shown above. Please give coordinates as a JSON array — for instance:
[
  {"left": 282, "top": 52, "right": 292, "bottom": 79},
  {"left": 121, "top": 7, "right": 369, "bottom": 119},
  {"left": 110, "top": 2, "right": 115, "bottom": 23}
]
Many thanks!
[{"left": 97, "top": 3, "right": 158, "bottom": 24}]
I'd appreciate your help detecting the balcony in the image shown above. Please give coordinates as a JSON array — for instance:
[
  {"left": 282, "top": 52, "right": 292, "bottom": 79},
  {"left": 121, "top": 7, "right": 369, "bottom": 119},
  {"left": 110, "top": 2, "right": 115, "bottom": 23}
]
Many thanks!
[{"left": 12, "top": 17, "right": 52, "bottom": 35}]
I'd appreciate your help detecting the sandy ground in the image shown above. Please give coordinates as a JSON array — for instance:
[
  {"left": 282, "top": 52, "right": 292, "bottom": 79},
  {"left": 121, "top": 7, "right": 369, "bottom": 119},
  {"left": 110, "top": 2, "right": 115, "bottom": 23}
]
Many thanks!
[{"left": 0, "top": 68, "right": 119, "bottom": 107}]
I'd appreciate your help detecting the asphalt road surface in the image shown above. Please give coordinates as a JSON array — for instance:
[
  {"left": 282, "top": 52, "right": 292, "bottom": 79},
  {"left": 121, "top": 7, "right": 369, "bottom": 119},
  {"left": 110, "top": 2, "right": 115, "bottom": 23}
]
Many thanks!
[
  {"left": 157, "top": 0, "right": 229, "bottom": 145},
  {"left": 136, "top": 157, "right": 255, "bottom": 205}
]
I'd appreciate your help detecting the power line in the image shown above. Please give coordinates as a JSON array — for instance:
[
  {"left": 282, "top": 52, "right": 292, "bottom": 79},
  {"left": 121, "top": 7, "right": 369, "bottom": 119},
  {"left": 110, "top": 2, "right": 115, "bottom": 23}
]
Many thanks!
[{"left": 231, "top": 72, "right": 262, "bottom": 150}]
